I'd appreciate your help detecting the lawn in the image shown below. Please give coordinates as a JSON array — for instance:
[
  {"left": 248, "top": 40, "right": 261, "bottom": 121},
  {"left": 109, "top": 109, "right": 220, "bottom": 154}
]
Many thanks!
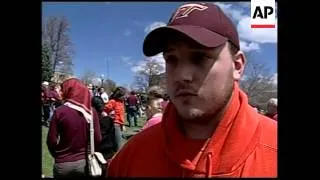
[
  {"left": 42, "top": 127, "right": 54, "bottom": 177},
  {"left": 42, "top": 115, "right": 146, "bottom": 177}
]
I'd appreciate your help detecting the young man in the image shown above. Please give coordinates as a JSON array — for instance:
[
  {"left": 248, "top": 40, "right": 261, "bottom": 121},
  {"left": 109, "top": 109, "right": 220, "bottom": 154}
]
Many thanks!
[
  {"left": 126, "top": 91, "right": 139, "bottom": 127},
  {"left": 107, "top": 2, "right": 277, "bottom": 177}
]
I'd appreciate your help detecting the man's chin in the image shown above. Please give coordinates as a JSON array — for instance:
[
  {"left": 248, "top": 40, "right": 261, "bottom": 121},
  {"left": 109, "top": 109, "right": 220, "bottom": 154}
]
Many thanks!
[{"left": 176, "top": 108, "right": 207, "bottom": 123}]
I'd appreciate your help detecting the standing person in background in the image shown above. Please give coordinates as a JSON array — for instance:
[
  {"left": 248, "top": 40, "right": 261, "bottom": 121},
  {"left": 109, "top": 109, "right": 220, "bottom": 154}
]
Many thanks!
[
  {"left": 147, "top": 85, "right": 165, "bottom": 99},
  {"left": 46, "top": 83, "right": 60, "bottom": 126},
  {"left": 47, "top": 78, "right": 101, "bottom": 179},
  {"left": 98, "top": 87, "right": 109, "bottom": 104},
  {"left": 54, "top": 84, "right": 62, "bottom": 108},
  {"left": 93, "top": 86, "right": 99, "bottom": 96},
  {"left": 104, "top": 87, "right": 127, "bottom": 151},
  {"left": 136, "top": 93, "right": 143, "bottom": 118},
  {"left": 126, "top": 91, "right": 139, "bottom": 127},
  {"left": 107, "top": 2, "right": 277, "bottom": 177},
  {"left": 141, "top": 98, "right": 164, "bottom": 131},
  {"left": 91, "top": 96, "right": 117, "bottom": 171},
  {"left": 147, "top": 86, "right": 166, "bottom": 112},
  {"left": 49, "top": 83, "right": 62, "bottom": 108},
  {"left": 42, "top": 81, "right": 50, "bottom": 124},
  {"left": 88, "top": 84, "right": 94, "bottom": 97},
  {"left": 265, "top": 98, "right": 277, "bottom": 121}
]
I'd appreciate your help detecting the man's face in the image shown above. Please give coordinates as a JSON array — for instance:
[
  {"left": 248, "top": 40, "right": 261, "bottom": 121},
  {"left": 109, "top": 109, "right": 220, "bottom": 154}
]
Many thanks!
[{"left": 163, "top": 36, "right": 245, "bottom": 123}]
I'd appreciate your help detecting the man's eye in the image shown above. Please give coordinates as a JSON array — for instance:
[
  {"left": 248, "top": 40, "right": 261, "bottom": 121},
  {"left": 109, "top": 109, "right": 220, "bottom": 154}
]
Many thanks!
[
  {"left": 164, "top": 55, "right": 178, "bottom": 65},
  {"left": 191, "top": 52, "right": 210, "bottom": 66}
]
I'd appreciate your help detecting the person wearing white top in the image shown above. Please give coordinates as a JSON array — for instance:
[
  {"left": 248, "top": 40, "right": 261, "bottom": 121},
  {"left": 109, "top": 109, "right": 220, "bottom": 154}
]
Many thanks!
[{"left": 98, "top": 87, "right": 109, "bottom": 103}]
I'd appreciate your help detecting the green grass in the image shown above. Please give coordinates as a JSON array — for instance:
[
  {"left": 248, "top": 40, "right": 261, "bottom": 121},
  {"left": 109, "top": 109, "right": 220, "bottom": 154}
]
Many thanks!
[
  {"left": 42, "top": 115, "right": 146, "bottom": 177},
  {"left": 42, "top": 126, "right": 54, "bottom": 177}
]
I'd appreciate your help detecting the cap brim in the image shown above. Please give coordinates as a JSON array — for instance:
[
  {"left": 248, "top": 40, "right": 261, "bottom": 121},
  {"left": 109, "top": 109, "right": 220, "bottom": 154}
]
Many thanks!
[{"left": 143, "top": 25, "right": 227, "bottom": 57}]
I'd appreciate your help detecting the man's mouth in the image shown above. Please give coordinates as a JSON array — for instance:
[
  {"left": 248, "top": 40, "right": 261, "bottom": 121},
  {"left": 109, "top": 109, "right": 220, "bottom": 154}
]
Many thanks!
[{"left": 175, "top": 91, "right": 197, "bottom": 98}]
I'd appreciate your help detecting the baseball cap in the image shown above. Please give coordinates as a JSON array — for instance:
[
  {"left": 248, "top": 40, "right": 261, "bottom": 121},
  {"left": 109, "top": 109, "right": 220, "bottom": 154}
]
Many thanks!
[{"left": 143, "top": 2, "right": 240, "bottom": 57}]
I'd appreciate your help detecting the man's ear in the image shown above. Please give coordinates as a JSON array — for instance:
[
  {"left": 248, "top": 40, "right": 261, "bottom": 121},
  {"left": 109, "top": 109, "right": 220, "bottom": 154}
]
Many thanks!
[{"left": 233, "top": 50, "right": 246, "bottom": 81}]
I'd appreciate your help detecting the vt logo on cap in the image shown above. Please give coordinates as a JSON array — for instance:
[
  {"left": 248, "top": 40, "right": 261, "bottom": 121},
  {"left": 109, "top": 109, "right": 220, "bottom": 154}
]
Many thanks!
[
  {"left": 144, "top": 2, "right": 240, "bottom": 57},
  {"left": 169, "top": 3, "right": 208, "bottom": 23}
]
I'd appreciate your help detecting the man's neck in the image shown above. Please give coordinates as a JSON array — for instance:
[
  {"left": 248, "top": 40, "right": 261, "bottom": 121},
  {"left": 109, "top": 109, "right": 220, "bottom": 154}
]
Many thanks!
[
  {"left": 181, "top": 94, "right": 234, "bottom": 140},
  {"left": 181, "top": 111, "right": 223, "bottom": 140}
]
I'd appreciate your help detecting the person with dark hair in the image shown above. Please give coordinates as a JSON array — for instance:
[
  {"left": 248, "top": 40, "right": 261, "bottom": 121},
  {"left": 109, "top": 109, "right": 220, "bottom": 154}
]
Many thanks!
[
  {"left": 47, "top": 78, "right": 101, "bottom": 179},
  {"left": 91, "top": 96, "right": 117, "bottom": 161},
  {"left": 126, "top": 91, "right": 139, "bottom": 127},
  {"left": 104, "top": 87, "right": 127, "bottom": 151},
  {"left": 107, "top": 2, "right": 277, "bottom": 177},
  {"left": 42, "top": 81, "right": 51, "bottom": 125}
]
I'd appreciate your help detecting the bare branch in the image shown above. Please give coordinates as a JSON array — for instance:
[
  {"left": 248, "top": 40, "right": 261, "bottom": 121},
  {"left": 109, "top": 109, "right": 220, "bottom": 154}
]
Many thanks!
[
  {"left": 240, "top": 52, "right": 277, "bottom": 108},
  {"left": 132, "top": 58, "right": 165, "bottom": 92},
  {"left": 42, "top": 16, "right": 74, "bottom": 75}
]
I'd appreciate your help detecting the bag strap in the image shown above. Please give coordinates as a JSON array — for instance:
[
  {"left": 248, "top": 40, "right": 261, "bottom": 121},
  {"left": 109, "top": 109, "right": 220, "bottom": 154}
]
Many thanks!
[
  {"left": 89, "top": 109, "right": 95, "bottom": 155},
  {"left": 63, "top": 102, "right": 95, "bottom": 155}
]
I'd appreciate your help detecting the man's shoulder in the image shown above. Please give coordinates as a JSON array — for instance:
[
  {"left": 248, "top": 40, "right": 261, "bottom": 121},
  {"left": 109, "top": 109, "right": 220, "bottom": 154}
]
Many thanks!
[
  {"left": 127, "top": 123, "right": 163, "bottom": 148},
  {"left": 108, "top": 123, "right": 164, "bottom": 172},
  {"left": 114, "top": 123, "right": 163, "bottom": 157},
  {"left": 258, "top": 114, "right": 277, "bottom": 151}
]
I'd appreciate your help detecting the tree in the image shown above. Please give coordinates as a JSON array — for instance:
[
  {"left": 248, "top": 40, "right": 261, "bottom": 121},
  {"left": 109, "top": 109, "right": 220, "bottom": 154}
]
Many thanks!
[
  {"left": 81, "top": 70, "right": 96, "bottom": 85},
  {"left": 240, "top": 52, "right": 277, "bottom": 109},
  {"left": 42, "top": 43, "right": 54, "bottom": 82},
  {"left": 42, "top": 16, "right": 74, "bottom": 75},
  {"left": 132, "top": 57, "right": 165, "bottom": 92}
]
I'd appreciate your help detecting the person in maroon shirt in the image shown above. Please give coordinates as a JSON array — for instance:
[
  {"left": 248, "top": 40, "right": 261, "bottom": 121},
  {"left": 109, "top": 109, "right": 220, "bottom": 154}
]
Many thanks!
[
  {"left": 126, "top": 91, "right": 139, "bottom": 127},
  {"left": 47, "top": 78, "right": 102, "bottom": 179}
]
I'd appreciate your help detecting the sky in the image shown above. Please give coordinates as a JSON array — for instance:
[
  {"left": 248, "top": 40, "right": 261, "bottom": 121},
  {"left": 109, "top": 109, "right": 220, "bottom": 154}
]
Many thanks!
[{"left": 42, "top": 2, "right": 277, "bottom": 87}]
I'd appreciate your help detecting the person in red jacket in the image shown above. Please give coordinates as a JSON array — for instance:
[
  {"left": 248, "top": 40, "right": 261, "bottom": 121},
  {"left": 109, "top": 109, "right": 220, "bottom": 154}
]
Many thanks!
[
  {"left": 47, "top": 78, "right": 101, "bottom": 178},
  {"left": 107, "top": 2, "right": 277, "bottom": 178},
  {"left": 104, "top": 87, "right": 127, "bottom": 151}
]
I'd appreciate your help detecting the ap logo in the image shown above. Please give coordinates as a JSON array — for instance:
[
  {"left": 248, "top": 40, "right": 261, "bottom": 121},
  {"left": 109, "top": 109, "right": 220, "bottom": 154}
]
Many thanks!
[{"left": 251, "top": 0, "right": 276, "bottom": 28}]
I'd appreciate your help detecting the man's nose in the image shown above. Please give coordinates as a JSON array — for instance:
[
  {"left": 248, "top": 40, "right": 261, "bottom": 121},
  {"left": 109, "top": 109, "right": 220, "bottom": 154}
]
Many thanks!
[{"left": 174, "top": 64, "right": 193, "bottom": 83}]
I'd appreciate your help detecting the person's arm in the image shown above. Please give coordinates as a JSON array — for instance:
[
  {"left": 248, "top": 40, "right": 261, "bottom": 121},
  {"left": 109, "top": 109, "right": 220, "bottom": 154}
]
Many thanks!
[
  {"left": 46, "top": 111, "right": 59, "bottom": 157},
  {"left": 105, "top": 93, "right": 109, "bottom": 103},
  {"left": 135, "top": 96, "right": 139, "bottom": 108},
  {"left": 92, "top": 109, "right": 102, "bottom": 150},
  {"left": 110, "top": 120, "right": 118, "bottom": 152},
  {"left": 104, "top": 100, "right": 114, "bottom": 113}
]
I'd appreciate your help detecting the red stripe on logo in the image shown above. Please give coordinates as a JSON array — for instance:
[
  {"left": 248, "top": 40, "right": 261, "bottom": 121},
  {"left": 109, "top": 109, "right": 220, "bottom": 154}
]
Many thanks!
[{"left": 251, "top": 24, "right": 275, "bottom": 28}]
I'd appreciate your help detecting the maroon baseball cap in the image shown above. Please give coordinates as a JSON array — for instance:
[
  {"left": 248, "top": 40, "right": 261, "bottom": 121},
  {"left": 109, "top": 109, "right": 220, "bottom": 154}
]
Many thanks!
[{"left": 143, "top": 2, "right": 240, "bottom": 57}]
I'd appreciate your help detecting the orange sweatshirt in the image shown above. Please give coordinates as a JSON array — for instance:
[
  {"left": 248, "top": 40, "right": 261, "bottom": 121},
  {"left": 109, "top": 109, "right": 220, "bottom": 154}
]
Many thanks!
[
  {"left": 107, "top": 84, "right": 277, "bottom": 177},
  {"left": 104, "top": 99, "right": 125, "bottom": 125}
]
